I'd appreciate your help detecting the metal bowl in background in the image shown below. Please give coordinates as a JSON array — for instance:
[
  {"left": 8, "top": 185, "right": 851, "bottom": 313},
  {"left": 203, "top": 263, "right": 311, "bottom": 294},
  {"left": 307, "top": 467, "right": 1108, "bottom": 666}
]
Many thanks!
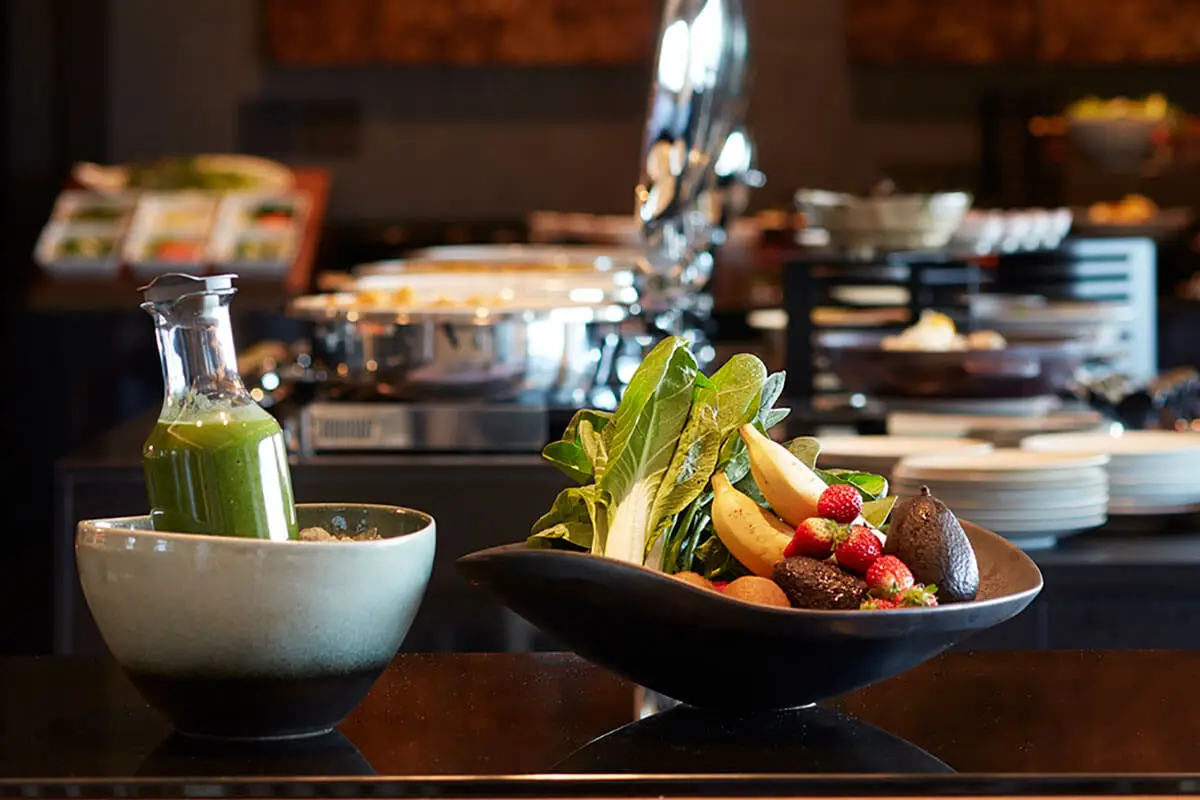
[
  {"left": 816, "top": 330, "right": 1089, "bottom": 399},
  {"left": 796, "top": 189, "right": 973, "bottom": 253},
  {"left": 290, "top": 295, "right": 628, "bottom": 403},
  {"left": 387, "top": 243, "right": 644, "bottom": 271}
]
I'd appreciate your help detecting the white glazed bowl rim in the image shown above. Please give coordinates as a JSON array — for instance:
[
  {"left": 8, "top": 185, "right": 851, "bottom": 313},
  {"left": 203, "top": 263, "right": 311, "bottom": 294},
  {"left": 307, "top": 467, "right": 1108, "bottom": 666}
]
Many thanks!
[{"left": 77, "top": 502, "right": 435, "bottom": 549}]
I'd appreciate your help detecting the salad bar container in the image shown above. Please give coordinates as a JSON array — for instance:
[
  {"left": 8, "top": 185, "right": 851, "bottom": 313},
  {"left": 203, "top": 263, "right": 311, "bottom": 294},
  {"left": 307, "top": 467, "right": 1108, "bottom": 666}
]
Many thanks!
[{"left": 34, "top": 173, "right": 318, "bottom": 283}]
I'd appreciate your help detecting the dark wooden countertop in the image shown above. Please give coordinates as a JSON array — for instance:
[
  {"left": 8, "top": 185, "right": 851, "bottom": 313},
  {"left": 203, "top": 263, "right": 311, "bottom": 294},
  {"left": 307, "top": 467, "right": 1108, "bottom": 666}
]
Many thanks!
[{"left": 3, "top": 651, "right": 1200, "bottom": 795}]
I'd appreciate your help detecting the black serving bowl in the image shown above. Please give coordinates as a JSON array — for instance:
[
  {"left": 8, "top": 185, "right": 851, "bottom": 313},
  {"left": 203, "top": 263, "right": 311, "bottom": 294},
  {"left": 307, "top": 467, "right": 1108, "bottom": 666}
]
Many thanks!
[{"left": 458, "top": 522, "right": 1041, "bottom": 711}]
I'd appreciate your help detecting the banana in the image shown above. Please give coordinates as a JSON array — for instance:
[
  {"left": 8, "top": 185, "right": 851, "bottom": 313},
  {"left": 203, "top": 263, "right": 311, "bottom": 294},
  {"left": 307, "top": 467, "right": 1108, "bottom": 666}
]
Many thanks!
[
  {"left": 711, "top": 473, "right": 793, "bottom": 578},
  {"left": 739, "top": 424, "right": 828, "bottom": 527}
]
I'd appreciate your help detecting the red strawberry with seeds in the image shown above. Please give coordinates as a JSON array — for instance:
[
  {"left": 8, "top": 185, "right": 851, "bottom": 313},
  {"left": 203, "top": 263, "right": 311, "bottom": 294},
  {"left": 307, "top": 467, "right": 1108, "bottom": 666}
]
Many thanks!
[
  {"left": 896, "top": 584, "right": 939, "bottom": 608},
  {"left": 784, "top": 518, "right": 841, "bottom": 559},
  {"left": 817, "top": 484, "right": 863, "bottom": 524},
  {"left": 860, "top": 597, "right": 896, "bottom": 610},
  {"left": 865, "top": 555, "right": 914, "bottom": 599},
  {"left": 833, "top": 524, "right": 883, "bottom": 574}
]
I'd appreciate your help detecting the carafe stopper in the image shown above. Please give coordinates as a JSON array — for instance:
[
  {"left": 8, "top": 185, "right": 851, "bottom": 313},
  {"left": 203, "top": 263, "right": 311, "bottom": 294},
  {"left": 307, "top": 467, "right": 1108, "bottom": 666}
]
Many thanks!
[{"left": 139, "top": 273, "right": 238, "bottom": 304}]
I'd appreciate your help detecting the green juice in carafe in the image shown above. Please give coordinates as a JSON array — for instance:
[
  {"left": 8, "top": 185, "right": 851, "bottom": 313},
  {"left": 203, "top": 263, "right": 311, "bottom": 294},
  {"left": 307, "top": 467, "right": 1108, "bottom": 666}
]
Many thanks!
[{"left": 142, "top": 400, "right": 299, "bottom": 541}]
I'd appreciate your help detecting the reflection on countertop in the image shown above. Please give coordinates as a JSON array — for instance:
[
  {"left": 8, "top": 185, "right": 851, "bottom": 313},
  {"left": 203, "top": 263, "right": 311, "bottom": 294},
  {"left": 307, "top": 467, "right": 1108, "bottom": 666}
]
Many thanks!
[{"left": 4, "top": 651, "right": 1200, "bottom": 792}]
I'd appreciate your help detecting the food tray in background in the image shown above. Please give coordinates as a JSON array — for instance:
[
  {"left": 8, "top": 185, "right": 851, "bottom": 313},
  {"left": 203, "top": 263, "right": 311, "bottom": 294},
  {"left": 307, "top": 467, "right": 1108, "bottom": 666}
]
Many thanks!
[
  {"left": 34, "top": 191, "right": 138, "bottom": 278},
  {"left": 208, "top": 192, "right": 309, "bottom": 277},
  {"left": 50, "top": 190, "right": 138, "bottom": 226},
  {"left": 34, "top": 222, "right": 125, "bottom": 278},
  {"left": 123, "top": 191, "right": 219, "bottom": 279}
]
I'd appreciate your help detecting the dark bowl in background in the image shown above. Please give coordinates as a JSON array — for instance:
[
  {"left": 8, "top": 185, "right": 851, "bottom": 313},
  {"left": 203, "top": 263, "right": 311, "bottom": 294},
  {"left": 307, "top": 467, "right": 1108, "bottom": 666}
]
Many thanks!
[{"left": 817, "top": 330, "right": 1088, "bottom": 399}]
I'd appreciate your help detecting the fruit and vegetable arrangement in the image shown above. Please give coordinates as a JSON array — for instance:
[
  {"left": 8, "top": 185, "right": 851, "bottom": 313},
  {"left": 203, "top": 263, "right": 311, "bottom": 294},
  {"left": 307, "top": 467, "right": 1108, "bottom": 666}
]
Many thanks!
[{"left": 528, "top": 337, "right": 980, "bottom": 611}]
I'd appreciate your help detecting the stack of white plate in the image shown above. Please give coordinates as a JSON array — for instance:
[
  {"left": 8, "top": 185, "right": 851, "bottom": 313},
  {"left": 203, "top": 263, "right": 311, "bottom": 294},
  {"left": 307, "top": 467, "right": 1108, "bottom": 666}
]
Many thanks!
[
  {"left": 816, "top": 436, "right": 993, "bottom": 482},
  {"left": 1021, "top": 430, "right": 1200, "bottom": 515},
  {"left": 888, "top": 410, "right": 1110, "bottom": 447},
  {"left": 893, "top": 450, "right": 1111, "bottom": 549}
]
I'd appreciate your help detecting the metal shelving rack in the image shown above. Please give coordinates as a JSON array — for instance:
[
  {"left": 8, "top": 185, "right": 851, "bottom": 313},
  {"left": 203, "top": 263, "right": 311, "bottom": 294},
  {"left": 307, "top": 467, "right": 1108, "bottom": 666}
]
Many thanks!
[
  {"left": 781, "top": 237, "right": 1158, "bottom": 403},
  {"left": 781, "top": 249, "right": 983, "bottom": 401}
]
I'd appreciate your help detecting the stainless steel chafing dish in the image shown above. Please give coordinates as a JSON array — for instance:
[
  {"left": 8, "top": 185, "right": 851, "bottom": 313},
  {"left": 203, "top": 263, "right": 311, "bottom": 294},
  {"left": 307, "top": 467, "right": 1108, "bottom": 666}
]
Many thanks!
[{"left": 289, "top": 267, "right": 635, "bottom": 403}]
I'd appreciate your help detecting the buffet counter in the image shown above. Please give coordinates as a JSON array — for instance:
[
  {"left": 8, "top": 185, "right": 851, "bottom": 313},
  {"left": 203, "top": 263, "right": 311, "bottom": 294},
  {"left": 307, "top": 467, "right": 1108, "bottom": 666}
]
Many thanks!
[
  {"left": 55, "top": 412, "right": 1200, "bottom": 656},
  {"left": 3, "top": 650, "right": 1200, "bottom": 795}
]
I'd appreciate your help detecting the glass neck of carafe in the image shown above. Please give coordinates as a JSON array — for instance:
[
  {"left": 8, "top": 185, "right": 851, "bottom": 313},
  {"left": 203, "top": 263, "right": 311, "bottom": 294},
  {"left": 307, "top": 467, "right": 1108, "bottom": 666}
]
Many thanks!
[{"left": 145, "top": 290, "right": 248, "bottom": 419}]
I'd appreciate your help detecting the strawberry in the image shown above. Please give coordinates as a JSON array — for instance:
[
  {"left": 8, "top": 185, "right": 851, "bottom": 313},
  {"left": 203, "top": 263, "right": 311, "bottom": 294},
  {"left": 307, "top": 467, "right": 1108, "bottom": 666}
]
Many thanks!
[
  {"left": 865, "top": 555, "right": 914, "bottom": 599},
  {"left": 860, "top": 597, "right": 896, "bottom": 610},
  {"left": 817, "top": 484, "right": 863, "bottom": 524},
  {"left": 833, "top": 524, "right": 883, "bottom": 574},
  {"left": 895, "top": 584, "right": 939, "bottom": 608},
  {"left": 785, "top": 518, "right": 842, "bottom": 559}
]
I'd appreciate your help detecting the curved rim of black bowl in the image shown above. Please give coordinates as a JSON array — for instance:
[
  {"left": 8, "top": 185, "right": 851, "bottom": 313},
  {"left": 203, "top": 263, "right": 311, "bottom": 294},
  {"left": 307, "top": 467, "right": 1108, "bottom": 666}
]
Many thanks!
[{"left": 458, "top": 520, "right": 1043, "bottom": 624}]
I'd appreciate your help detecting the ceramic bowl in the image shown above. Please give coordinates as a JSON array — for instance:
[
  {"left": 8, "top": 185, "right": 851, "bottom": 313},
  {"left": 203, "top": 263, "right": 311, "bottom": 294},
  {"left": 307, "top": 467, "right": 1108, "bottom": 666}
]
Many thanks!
[
  {"left": 458, "top": 522, "right": 1040, "bottom": 712},
  {"left": 77, "top": 503, "right": 436, "bottom": 741}
]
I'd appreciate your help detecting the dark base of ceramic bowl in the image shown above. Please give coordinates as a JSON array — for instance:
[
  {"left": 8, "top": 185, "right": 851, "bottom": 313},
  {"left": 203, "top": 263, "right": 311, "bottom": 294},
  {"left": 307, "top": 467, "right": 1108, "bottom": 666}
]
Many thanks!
[{"left": 126, "top": 665, "right": 387, "bottom": 741}]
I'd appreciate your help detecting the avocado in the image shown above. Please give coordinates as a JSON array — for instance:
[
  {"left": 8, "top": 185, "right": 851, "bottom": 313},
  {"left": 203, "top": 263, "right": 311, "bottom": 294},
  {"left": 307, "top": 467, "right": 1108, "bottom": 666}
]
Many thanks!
[
  {"left": 772, "top": 557, "right": 868, "bottom": 610},
  {"left": 884, "top": 486, "right": 979, "bottom": 602}
]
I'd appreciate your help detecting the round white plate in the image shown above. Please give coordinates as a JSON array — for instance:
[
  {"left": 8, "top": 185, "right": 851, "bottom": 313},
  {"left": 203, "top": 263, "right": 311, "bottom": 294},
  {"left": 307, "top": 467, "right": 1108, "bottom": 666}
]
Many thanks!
[
  {"left": 818, "top": 436, "right": 994, "bottom": 459},
  {"left": 895, "top": 464, "right": 1110, "bottom": 486},
  {"left": 961, "top": 505, "right": 1109, "bottom": 524},
  {"left": 892, "top": 489, "right": 1109, "bottom": 513},
  {"left": 970, "top": 513, "right": 1107, "bottom": 534},
  {"left": 888, "top": 410, "right": 1106, "bottom": 438},
  {"left": 1108, "top": 490, "right": 1200, "bottom": 506},
  {"left": 892, "top": 476, "right": 1108, "bottom": 496},
  {"left": 1022, "top": 430, "right": 1200, "bottom": 460},
  {"left": 900, "top": 449, "right": 1110, "bottom": 472},
  {"left": 1108, "top": 498, "right": 1200, "bottom": 516}
]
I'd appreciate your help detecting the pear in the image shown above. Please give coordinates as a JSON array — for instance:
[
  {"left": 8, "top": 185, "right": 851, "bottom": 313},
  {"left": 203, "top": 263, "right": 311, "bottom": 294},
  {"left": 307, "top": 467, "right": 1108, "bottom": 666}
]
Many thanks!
[
  {"left": 884, "top": 486, "right": 979, "bottom": 602},
  {"left": 711, "top": 473, "right": 793, "bottom": 578},
  {"left": 739, "top": 424, "right": 828, "bottom": 527}
]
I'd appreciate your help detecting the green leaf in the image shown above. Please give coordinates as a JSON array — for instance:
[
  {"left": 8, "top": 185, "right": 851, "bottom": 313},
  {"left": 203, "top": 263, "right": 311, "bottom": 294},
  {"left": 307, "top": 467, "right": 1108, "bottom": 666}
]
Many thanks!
[
  {"left": 694, "top": 532, "right": 752, "bottom": 582},
  {"left": 862, "top": 496, "right": 897, "bottom": 529},
  {"left": 758, "top": 372, "right": 786, "bottom": 422},
  {"left": 784, "top": 437, "right": 821, "bottom": 469},
  {"left": 818, "top": 468, "right": 888, "bottom": 500},
  {"left": 527, "top": 485, "right": 606, "bottom": 551},
  {"left": 733, "top": 468, "right": 770, "bottom": 508},
  {"left": 644, "top": 381, "right": 721, "bottom": 568},
  {"left": 763, "top": 407, "right": 790, "bottom": 430},
  {"left": 541, "top": 409, "right": 614, "bottom": 484},
  {"left": 578, "top": 419, "right": 609, "bottom": 482},
  {"left": 541, "top": 441, "right": 593, "bottom": 485},
  {"left": 710, "top": 355, "right": 769, "bottom": 469},
  {"left": 598, "top": 337, "right": 698, "bottom": 562},
  {"left": 722, "top": 443, "right": 751, "bottom": 485}
]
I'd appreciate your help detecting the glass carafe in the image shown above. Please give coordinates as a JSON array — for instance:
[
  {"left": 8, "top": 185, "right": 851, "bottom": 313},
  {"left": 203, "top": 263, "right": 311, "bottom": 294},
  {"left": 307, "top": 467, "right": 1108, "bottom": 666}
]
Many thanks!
[{"left": 140, "top": 273, "right": 298, "bottom": 541}]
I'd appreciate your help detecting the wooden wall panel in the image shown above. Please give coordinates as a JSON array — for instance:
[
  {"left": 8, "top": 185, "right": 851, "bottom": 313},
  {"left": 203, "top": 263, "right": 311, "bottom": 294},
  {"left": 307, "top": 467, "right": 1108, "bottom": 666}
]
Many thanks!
[
  {"left": 848, "top": 0, "right": 1200, "bottom": 64},
  {"left": 1039, "top": 0, "right": 1200, "bottom": 63},
  {"left": 262, "top": 0, "right": 657, "bottom": 65},
  {"left": 262, "top": 0, "right": 381, "bottom": 64},
  {"left": 845, "top": 0, "right": 1037, "bottom": 65}
]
